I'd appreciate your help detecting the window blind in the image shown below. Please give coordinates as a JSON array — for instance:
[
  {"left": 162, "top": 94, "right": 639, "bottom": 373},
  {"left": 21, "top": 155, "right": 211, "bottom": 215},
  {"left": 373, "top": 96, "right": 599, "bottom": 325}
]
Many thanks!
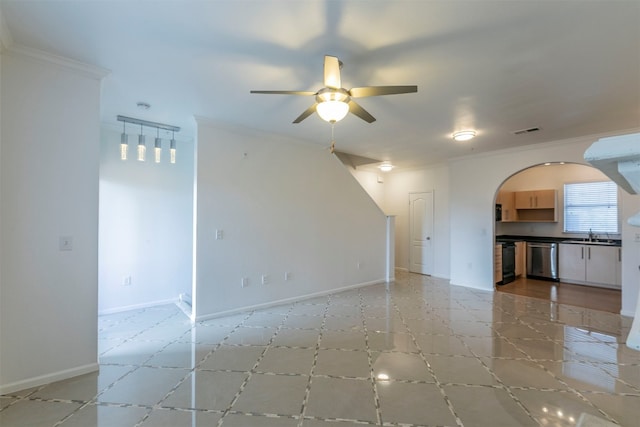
[{"left": 563, "top": 181, "right": 618, "bottom": 234}]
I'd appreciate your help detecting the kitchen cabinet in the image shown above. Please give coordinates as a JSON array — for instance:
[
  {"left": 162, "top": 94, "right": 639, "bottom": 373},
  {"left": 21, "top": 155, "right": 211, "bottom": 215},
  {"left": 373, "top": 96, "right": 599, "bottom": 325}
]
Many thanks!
[
  {"left": 515, "top": 241, "right": 526, "bottom": 277},
  {"left": 559, "top": 243, "right": 620, "bottom": 289},
  {"left": 515, "top": 190, "right": 556, "bottom": 209},
  {"left": 615, "top": 247, "right": 622, "bottom": 287},
  {"left": 497, "top": 191, "right": 517, "bottom": 222},
  {"left": 514, "top": 189, "right": 558, "bottom": 222}
]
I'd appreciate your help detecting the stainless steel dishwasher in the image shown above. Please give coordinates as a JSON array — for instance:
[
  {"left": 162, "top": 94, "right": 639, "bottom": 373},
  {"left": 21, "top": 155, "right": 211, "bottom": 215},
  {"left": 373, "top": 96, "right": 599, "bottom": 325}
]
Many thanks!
[{"left": 526, "top": 242, "right": 559, "bottom": 281}]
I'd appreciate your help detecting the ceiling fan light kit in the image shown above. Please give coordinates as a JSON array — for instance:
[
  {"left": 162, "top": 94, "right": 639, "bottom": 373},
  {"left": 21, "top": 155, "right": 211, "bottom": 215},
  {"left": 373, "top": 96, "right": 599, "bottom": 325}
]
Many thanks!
[{"left": 316, "top": 100, "right": 350, "bottom": 123}]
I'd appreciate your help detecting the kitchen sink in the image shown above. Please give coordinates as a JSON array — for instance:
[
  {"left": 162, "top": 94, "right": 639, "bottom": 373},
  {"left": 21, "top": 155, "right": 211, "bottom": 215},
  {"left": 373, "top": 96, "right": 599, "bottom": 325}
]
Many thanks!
[{"left": 561, "top": 239, "right": 619, "bottom": 246}]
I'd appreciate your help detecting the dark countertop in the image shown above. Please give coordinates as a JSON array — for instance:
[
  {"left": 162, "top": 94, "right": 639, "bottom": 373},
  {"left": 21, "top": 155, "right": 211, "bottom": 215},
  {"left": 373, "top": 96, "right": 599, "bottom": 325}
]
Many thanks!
[{"left": 496, "top": 235, "right": 622, "bottom": 247}]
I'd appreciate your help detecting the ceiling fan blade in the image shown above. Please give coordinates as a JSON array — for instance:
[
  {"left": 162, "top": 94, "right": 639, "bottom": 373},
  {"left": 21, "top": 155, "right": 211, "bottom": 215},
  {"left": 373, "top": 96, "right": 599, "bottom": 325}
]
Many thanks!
[
  {"left": 250, "top": 90, "right": 317, "bottom": 96},
  {"left": 324, "top": 55, "right": 341, "bottom": 89},
  {"left": 293, "top": 103, "right": 318, "bottom": 123},
  {"left": 348, "top": 100, "right": 376, "bottom": 123},
  {"left": 349, "top": 85, "right": 417, "bottom": 98}
]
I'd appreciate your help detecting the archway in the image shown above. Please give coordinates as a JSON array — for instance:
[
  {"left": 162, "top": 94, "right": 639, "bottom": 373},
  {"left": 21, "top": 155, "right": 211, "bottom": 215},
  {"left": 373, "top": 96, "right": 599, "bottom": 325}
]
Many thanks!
[{"left": 492, "top": 162, "right": 622, "bottom": 312}]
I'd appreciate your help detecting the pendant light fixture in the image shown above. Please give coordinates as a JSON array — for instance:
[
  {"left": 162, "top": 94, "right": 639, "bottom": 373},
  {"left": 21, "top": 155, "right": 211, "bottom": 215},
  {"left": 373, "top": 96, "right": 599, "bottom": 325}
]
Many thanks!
[
  {"left": 117, "top": 115, "right": 180, "bottom": 164},
  {"left": 154, "top": 128, "right": 162, "bottom": 163},
  {"left": 170, "top": 132, "right": 177, "bottom": 164},
  {"left": 137, "top": 124, "right": 146, "bottom": 161},
  {"left": 120, "top": 121, "right": 128, "bottom": 160}
]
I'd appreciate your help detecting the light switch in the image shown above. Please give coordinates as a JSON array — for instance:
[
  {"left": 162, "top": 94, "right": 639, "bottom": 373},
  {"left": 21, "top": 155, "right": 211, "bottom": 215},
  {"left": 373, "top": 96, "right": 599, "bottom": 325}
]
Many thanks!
[
  {"left": 215, "top": 229, "right": 224, "bottom": 240},
  {"left": 59, "top": 236, "right": 73, "bottom": 251}
]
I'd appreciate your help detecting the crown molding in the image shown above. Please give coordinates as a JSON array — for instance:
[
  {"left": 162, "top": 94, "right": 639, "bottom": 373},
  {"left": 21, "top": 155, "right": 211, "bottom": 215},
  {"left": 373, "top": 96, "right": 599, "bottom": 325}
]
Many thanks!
[{"left": 5, "top": 43, "right": 110, "bottom": 80}]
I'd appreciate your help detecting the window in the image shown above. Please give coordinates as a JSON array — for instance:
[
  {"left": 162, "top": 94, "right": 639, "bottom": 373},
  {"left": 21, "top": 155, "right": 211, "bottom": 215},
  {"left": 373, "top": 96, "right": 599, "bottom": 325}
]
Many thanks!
[{"left": 564, "top": 181, "right": 618, "bottom": 234}]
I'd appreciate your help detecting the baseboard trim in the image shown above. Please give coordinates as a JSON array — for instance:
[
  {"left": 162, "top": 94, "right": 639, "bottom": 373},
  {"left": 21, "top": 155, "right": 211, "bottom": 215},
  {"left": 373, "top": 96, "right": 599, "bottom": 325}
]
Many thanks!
[
  {"left": 449, "top": 280, "right": 495, "bottom": 292},
  {"left": 621, "top": 309, "right": 635, "bottom": 318},
  {"left": 98, "top": 298, "right": 178, "bottom": 316},
  {"left": 194, "top": 278, "right": 386, "bottom": 322},
  {"left": 0, "top": 363, "right": 99, "bottom": 396}
]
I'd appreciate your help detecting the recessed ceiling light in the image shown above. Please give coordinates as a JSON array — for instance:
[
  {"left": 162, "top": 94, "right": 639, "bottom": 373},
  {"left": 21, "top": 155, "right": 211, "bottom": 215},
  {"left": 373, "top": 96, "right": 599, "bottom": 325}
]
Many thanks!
[
  {"left": 544, "top": 162, "right": 551, "bottom": 166},
  {"left": 378, "top": 162, "right": 394, "bottom": 172},
  {"left": 452, "top": 130, "right": 476, "bottom": 141}
]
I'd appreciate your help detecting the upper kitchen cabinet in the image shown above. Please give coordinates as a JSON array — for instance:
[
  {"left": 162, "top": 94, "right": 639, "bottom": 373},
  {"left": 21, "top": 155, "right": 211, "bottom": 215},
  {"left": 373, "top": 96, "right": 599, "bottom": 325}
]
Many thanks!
[
  {"left": 496, "top": 191, "right": 517, "bottom": 222},
  {"left": 514, "top": 189, "right": 558, "bottom": 222},
  {"left": 514, "top": 189, "right": 557, "bottom": 209}
]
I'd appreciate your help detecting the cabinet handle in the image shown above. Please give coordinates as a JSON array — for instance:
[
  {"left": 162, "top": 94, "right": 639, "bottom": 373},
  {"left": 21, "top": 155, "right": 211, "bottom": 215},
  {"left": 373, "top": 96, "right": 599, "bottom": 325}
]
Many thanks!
[
  {"left": 581, "top": 247, "right": 584, "bottom": 259},
  {"left": 619, "top": 248, "right": 621, "bottom": 262},
  {"left": 588, "top": 247, "right": 591, "bottom": 260},
  {"left": 534, "top": 196, "right": 538, "bottom": 207},
  {"left": 529, "top": 196, "right": 533, "bottom": 207}
]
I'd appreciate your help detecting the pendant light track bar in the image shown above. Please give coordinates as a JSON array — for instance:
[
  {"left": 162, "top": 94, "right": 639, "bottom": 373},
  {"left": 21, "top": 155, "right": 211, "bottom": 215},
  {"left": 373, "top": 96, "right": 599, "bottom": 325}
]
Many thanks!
[{"left": 117, "top": 115, "right": 180, "bottom": 133}]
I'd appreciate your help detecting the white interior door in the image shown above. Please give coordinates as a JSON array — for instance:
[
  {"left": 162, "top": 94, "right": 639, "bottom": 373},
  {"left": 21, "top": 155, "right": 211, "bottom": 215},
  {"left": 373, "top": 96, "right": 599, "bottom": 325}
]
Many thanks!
[{"left": 409, "top": 192, "right": 434, "bottom": 275}]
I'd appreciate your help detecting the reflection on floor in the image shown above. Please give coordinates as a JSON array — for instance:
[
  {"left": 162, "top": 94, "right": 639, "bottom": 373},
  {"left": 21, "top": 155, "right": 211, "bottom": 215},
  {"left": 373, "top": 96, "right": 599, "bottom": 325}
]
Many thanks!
[
  {"left": 497, "top": 277, "right": 622, "bottom": 314},
  {"left": 1, "top": 271, "right": 638, "bottom": 426}
]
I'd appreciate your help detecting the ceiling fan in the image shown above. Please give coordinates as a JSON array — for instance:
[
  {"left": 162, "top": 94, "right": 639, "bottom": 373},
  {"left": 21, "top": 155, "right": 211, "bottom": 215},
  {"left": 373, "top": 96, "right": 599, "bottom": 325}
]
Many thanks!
[{"left": 250, "top": 55, "right": 417, "bottom": 124}]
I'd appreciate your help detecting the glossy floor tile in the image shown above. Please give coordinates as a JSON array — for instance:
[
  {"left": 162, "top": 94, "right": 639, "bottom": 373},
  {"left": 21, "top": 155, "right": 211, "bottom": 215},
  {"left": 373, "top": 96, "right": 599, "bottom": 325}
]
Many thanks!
[{"left": 1, "top": 271, "right": 639, "bottom": 426}]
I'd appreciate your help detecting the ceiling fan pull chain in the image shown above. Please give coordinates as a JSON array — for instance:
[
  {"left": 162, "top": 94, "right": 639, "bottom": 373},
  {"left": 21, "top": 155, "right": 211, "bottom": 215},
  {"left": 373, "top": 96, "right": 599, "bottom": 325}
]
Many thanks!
[{"left": 330, "top": 123, "right": 336, "bottom": 153}]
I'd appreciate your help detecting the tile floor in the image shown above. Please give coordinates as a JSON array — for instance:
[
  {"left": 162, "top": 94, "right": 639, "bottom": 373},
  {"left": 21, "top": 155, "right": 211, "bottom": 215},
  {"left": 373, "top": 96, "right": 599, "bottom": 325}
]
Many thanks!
[{"left": 1, "top": 271, "right": 639, "bottom": 426}]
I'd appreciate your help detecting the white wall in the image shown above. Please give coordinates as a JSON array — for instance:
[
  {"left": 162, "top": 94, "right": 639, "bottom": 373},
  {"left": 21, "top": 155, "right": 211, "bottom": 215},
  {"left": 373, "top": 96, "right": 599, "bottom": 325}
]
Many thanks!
[
  {"left": 384, "top": 165, "right": 450, "bottom": 279},
  {"left": 0, "top": 37, "right": 4, "bottom": 388},
  {"left": 621, "top": 192, "right": 640, "bottom": 317},
  {"left": 98, "top": 127, "right": 194, "bottom": 314},
  {"left": 0, "top": 49, "right": 105, "bottom": 393},
  {"left": 193, "top": 119, "right": 387, "bottom": 319},
  {"left": 349, "top": 168, "right": 386, "bottom": 210},
  {"left": 447, "top": 133, "right": 640, "bottom": 317}
]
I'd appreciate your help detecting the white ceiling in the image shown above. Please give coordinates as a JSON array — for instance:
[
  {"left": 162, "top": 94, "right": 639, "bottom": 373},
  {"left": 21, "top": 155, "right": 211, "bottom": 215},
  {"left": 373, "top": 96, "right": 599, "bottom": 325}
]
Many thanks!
[{"left": 2, "top": 0, "right": 639, "bottom": 170}]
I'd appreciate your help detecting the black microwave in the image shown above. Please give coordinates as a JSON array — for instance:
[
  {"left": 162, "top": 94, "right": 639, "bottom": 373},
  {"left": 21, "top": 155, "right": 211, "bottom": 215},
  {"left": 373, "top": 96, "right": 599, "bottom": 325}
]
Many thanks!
[{"left": 495, "top": 204, "right": 502, "bottom": 221}]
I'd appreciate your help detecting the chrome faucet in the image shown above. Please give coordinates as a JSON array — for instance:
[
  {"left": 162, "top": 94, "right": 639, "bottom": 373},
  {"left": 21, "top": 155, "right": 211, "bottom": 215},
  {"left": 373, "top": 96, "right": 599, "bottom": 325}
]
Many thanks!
[{"left": 588, "top": 229, "right": 597, "bottom": 242}]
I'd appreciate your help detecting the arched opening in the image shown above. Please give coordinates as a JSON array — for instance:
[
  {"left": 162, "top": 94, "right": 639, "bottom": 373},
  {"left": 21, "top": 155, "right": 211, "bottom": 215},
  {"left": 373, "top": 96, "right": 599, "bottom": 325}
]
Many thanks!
[{"left": 492, "top": 162, "right": 622, "bottom": 312}]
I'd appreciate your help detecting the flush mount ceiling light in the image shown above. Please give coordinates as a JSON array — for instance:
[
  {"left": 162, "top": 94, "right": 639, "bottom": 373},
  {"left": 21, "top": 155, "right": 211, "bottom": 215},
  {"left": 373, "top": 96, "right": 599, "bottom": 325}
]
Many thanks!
[
  {"left": 117, "top": 115, "right": 180, "bottom": 164},
  {"left": 378, "top": 162, "right": 394, "bottom": 172},
  {"left": 452, "top": 130, "right": 476, "bottom": 141}
]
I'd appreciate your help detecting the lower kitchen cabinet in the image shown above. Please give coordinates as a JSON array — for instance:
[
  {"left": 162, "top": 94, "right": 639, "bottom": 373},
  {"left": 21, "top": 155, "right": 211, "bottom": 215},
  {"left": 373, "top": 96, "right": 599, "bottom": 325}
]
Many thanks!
[
  {"left": 558, "top": 243, "right": 621, "bottom": 289},
  {"left": 515, "top": 241, "right": 526, "bottom": 277},
  {"left": 495, "top": 244, "right": 503, "bottom": 284}
]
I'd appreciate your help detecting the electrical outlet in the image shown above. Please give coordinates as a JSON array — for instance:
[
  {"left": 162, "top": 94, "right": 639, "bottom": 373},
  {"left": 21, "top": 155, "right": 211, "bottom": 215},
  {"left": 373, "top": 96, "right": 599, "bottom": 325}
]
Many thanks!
[
  {"left": 284, "top": 271, "right": 291, "bottom": 281},
  {"left": 215, "top": 229, "right": 224, "bottom": 240},
  {"left": 357, "top": 261, "right": 363, "bottom": 270},
  {"left": 241, "top": 277, "right": 249, "bottom": 288},
  {"left": 123, "top": 276, "right": 132, "bottom": 286},
  {"left": 262, "top": 274, "right": 270, "bottom": 285}
]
